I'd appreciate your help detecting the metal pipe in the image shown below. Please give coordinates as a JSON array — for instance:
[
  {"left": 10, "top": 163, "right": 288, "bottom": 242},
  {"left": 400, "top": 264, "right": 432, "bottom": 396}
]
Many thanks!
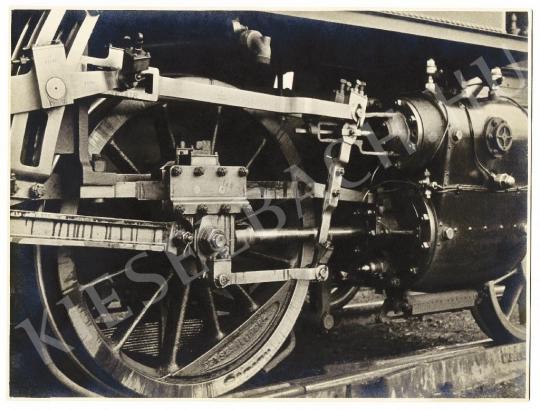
[{"left": 235, "top": 226, "right": 365, "bottom": 246}]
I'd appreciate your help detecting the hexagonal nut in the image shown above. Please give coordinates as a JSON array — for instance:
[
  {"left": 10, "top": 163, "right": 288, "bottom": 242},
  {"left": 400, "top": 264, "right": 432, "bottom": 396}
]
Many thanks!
[
  {"left": 238, "top": 167, "right": 249, "bottom": 177},
  {"left": 216, "top": 167, "right": 228, "bottom": 177},
  {"left": 207, "top": 229, "right": 227, "bottom": 251},
  {"left": 171, "top": 166, "right": 182, "bottom": 177}
]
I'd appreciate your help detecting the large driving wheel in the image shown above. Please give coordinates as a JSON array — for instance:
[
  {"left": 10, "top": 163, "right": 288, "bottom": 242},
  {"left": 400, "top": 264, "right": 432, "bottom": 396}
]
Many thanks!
[
  {"left": 36, "top": 86, "right": 316, "bottom": 397},
  {"left": 472, "top": 262, "right": 527, "bottom": 343}
]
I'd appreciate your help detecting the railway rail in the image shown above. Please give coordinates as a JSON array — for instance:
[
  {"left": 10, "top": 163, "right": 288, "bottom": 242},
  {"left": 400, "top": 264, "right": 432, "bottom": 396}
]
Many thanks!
[{"left": 228, "top": 340, "right": 526, "bottom": 398}]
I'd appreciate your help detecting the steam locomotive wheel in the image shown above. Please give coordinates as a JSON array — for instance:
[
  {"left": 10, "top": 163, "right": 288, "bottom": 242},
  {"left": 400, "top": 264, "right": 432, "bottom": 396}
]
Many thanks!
[
  {"left": 472, "top": 263, "right": 527, "bottom": 343},
  {"left": 36, "top": 87, "right": 315, "bottom": 397}
]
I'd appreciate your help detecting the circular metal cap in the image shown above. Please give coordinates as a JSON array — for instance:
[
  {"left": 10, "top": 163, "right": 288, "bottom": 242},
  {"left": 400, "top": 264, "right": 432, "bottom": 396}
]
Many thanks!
[{"left": 45, "top": 77, "right": 67, "bottom": 100}]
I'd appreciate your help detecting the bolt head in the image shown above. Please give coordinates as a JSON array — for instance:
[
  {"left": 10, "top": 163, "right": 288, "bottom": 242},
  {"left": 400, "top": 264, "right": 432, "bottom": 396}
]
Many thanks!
[
  {"left": 171, "top": 166, "right": 182, "bottom": 177},
  {"left": 238, "top": 167, "right": 249, "bottom": 177},
  {"left": 197, "top": 204, "right": 208, "bottom": 214},
  {"left": 220, "top": 204, "right": 231, "bottom": 214},
  {"left": 317, "top": 266, "right": 329, "bottom": 281},
  {"left": 174, "top": 205, "right": 185, "bottom": 215},
  {"left": 452, "top": 129, "right": 464, "bottom": 143},
  {"left": 321, "top": 313, "right": 335, "bottom": 330},
  {"left": 193, "top": 167, "right": 205, "bottom": 176},
  {"left": 218, "top": 274, "right": 230, "bottom": 287},
  {"left": 216, "top": 167, "right": 227, "bottom": 177},
  {"left": 332, "top": 189, "right": 340, "bottom": 197},
  {"left": 442, "top": 227, "right": 455, "bottom": 240}
]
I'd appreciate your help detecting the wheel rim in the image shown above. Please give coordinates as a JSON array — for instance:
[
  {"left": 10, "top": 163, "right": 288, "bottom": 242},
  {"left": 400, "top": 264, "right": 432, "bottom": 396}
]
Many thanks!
[{"left": 36, "top": 89, "right": 316, "bottom": 397}]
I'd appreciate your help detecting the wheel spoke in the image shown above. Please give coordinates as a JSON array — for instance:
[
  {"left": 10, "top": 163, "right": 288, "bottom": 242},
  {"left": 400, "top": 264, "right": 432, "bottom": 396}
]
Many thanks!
[
  {"left": 500, "top": 274, "right": 525, "bottom": 318},
  {"left": 196, "top": 282, "right": 225, "bottom": 342},
  {"left": 108, "top": 139, "right": 141, "bottom": 174},
  {"left": 79, "top": 268, "right": 126, "bottom": 291},
  {"left": 244, "top": 249, "right": 291, "bottom": 265},
  {"left": 211, "top": 105, "right": 222, "bottom": 153},
  {"left": 154, "top": 103, "right": 176, "bottom": 161},
  {"left": 114, "top": 272, "right": 172, "bottom": 351},
  {"left": 493, "top": 268, "right": 518, "bottom": 284},
  {"left": 228, "top": 285, "right": 259, "bottom": 312},
  {"left": 246, "top": 138, "right": 266, "bottom": 169},
  {"left": 161, "top": 283, "right": 191, "bottom": 372}
]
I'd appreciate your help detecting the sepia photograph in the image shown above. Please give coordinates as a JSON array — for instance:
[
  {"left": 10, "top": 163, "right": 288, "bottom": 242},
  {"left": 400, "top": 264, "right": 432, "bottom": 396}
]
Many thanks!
[{"left": 6, "top": 3, "right": 532, "bottom": 400}]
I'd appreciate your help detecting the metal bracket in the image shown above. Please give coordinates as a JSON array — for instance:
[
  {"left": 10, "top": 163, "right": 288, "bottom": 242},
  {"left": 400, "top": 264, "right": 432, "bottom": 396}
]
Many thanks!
[
  {"left": 316, "top": 130, "right": 358, "bottom": 251},
  {"left": 11, "top": 44, "right": 124, "bottom": 114}
]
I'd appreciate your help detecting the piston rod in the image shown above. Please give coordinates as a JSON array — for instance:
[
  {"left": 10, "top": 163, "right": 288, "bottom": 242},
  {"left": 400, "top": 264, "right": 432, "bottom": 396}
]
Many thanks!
[{"left": 235, "top": 226, "right": 365, "bottom": 246}]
